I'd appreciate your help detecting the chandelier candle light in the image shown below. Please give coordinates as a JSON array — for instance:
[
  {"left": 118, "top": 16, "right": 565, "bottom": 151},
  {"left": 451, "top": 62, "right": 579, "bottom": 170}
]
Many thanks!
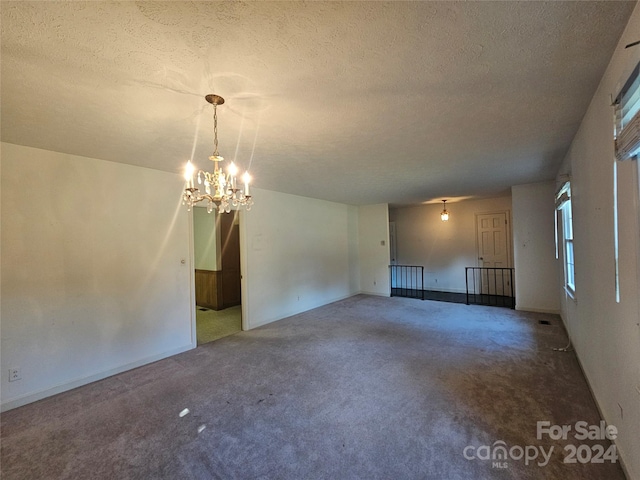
[{"left": 183, "top": 94, "right": 253, "bottom": 214}]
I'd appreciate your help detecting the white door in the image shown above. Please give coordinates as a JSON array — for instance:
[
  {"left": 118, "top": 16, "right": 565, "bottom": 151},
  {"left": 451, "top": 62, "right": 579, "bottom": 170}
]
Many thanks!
[
  {"left": 389, "top": 222, "right": 398, "bottom": 289},
  {"left": 476, "top": 212, "right": 509, "bottom": 267},
  {"left": 475, "top": 212, "right": 511, "bottom": 296},
  {"left": 389, "top": 222, "right": 397, "bottom": 265}
]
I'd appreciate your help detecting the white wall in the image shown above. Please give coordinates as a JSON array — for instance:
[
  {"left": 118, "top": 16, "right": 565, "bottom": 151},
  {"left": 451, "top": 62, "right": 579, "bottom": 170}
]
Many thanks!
[
  {"left": 1, "top": 143, "right": 194, "bottom": 411},
  {"left": 389, "top": 196, "right": 512, "bottom": 293},
  {"left": 557, "top": 5, "right": 640, "bottom": 479},
  {"left": 357, "top": 204, "right": 390, "bottom": 296},
  {"left": 193, "top": 206, "right": 219, "bottom": 270},
  {"left": 241, "top": 188, "right": 360, "bottom": 329},
  {"left": 0, "top": 146, "right": 371, "bottom": 409},
  {"left": 511, "top": 182, "right": 560, "bottom": 313}
]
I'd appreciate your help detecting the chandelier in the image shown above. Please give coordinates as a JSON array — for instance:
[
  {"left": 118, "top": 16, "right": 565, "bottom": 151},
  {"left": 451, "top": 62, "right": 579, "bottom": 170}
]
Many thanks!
[
  {"left": 183, "top": 94, "right": 253, "bottom": 214},
  {"left": 440, "top": 200, "right": 449, "bottom": 221}
]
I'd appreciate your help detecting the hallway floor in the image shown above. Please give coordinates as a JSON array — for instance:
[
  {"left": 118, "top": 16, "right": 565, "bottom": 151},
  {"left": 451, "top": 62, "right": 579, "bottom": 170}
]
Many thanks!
[{"left": 196, "top": 305, "right": 241, "bottom": 345}]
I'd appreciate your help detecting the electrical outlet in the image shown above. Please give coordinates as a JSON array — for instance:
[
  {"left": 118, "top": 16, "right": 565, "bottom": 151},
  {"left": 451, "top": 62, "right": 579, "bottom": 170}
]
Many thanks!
[{"left": 8, "top": 368, "right": 21, "bottom": 382}]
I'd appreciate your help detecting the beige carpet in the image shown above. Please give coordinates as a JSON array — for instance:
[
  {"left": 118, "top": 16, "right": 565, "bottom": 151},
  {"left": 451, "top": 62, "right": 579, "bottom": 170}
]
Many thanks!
[
  {"left": 196, "top": 305, "right": 241, "bottom": 345},
  {"left": 0, "top": 295, "right": 625, "bottom": 479}
]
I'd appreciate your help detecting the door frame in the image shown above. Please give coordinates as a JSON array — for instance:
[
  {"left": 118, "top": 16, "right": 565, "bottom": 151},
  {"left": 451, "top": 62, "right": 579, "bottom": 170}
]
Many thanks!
[
  {"left": 188, "top": 208, "right": 197, "bottom": 348},
  {"left": 189, "top": 207, "right": 249, "bottom": 348},
  {"left": 238, "top": 209, "right": 249, "bottom": 331}
]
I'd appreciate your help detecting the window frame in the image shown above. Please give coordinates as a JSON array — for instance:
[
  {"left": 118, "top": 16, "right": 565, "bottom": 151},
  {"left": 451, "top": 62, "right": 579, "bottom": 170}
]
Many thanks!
[
  {"left": 562, "top": 199, "right": 575, "bottom": 295},
  {"left": 555, "top": 181, "right": 575, "bottom": 297},
  {"left": 611, "top": 60, "right": 640, "bottom": 302}
]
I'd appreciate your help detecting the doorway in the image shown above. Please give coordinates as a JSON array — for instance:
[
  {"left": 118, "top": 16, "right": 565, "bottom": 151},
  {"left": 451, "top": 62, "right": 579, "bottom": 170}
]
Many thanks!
[
  {"left": 192, "top": 207, "right": 242, "bottom": 345},
  {"left": 219, "top": 211, "right": 241, "bottom": 309}
]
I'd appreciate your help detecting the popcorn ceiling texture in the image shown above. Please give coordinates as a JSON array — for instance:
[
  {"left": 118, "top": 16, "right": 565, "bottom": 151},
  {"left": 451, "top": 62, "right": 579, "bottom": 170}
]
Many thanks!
[{"left": 0, "top": 1, "right": 635, "bottom": 205}]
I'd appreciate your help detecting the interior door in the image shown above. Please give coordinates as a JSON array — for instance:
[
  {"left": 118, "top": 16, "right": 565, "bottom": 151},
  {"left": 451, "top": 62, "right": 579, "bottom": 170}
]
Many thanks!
[
  {"left": 389, "top": 222, "right": 397, "bottom": 265},
  {"left": 476, "top": 212, "right": 511, "bottom": 296},
  {"left": 389, "top": 221, "right": 398, "bottom": 290},
  {"left": 220, "top": 211, "right": 241, "bottom": 308}
]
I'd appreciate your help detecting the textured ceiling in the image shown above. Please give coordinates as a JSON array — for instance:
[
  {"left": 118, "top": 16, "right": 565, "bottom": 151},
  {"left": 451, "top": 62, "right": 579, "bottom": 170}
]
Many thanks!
[{"left": 1, "top": 1, "right": 636, "bottom": 206}]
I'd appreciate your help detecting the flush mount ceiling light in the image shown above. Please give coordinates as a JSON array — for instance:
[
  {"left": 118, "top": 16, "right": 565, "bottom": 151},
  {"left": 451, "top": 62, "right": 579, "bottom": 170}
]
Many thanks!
[
  {"left": 183, "top": 94, "right": 253, "bottom": 214},
  {"left": 440, "top": 200, "right": 449, "bottom": 222}
]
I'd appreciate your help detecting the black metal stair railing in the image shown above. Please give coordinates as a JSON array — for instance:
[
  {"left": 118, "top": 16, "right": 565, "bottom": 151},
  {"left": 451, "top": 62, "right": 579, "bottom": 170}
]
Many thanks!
[
  {"left": 389, "top": 265, "right": 424, "bottom": 300},
  {"left": 465, "top": 267, "right": 515, "bottom": 309}
]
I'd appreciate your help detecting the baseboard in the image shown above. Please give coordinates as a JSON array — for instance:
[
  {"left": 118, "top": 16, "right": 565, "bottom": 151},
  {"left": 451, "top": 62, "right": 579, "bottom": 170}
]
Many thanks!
[
  {"left": 359, "top": 290, "right": 390, "bottom": 297},
  {"left": 1, "top": 343, "right": 195, "bottom": 412},
  {"left": 515, "top": 305, "right": 560, "bottom": 315},
  {"left": 246, "top": 292, "right": 362, "bottom": 330},
  {"left": 564, "top": 330, "right": 632, "bottom": 480}
]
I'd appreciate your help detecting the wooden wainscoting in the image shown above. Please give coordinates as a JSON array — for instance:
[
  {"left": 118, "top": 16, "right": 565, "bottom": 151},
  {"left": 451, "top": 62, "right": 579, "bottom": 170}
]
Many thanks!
[{"left": 195, "top": 269, "right": 223, "bottom": 310}]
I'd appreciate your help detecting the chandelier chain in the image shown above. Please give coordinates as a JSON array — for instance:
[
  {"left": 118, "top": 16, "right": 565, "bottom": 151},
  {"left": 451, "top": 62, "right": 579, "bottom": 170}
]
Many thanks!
[{"left": 213, "top": 104, "right": 219, "bottom": 157}]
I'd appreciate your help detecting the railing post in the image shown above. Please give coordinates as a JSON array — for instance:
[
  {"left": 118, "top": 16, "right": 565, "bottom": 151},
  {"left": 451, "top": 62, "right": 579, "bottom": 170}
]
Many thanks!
[
  {"left": 387, "top": 265, "right": 427, "bottom": 301},
  {"left": 510, "top": 268, "right": 515, "bottom": 309},
  {"left": 403, "top": 266, "right": 406, "bottom": 298},
  {"left": 465, "top": 268, "right": 469, "bottom": 305},
  {"left": 464, "top": 267, "right": 515, "bottom": 308}
]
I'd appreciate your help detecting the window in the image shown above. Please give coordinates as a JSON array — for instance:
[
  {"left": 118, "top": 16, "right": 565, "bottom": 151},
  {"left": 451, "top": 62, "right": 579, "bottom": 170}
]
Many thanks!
[
  {"left": 614, "top": 61, "right": 640, "bottom": 161},
  {"left": 612, "top": 60, "right": 639, "bottom": 302},
  {"left": 555, "top": 182, "right": 575, "bottom": 294},
  {"left": 563, "top": 198, "right": 575, "bottom": 293}
]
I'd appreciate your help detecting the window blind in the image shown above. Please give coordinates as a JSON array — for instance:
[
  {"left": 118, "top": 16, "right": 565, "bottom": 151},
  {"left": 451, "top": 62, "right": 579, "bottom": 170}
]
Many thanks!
[
  {"left": 614, "top": 61, "right": 640, "bottom": 161},
  {"left": 555, "top": 181, "right": 571, "bottom": 210}
]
